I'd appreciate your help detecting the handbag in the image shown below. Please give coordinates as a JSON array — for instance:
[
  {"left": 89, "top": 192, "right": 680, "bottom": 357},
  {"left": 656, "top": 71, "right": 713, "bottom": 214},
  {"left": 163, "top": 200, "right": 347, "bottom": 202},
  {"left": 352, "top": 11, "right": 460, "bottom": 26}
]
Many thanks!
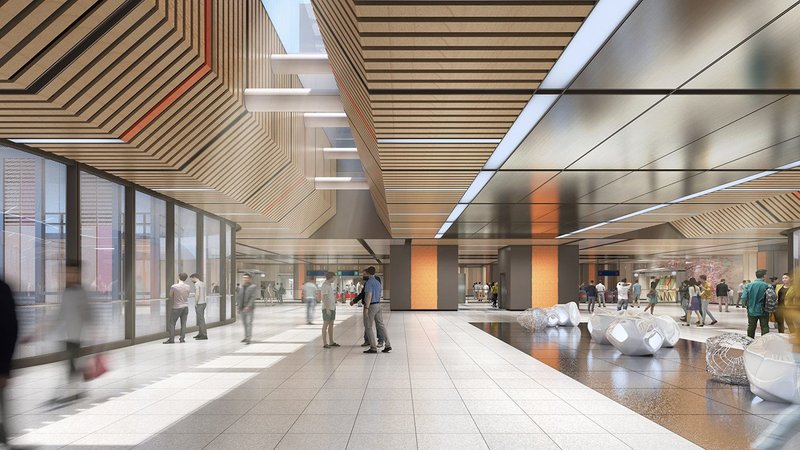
[{"left": 83, "top": 354, "right": 109, "bottom": 381}]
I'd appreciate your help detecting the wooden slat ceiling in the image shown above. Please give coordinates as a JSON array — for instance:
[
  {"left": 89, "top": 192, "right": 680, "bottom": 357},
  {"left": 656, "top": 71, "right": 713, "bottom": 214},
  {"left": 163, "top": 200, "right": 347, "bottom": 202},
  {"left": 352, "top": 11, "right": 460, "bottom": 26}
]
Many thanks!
[
  {"left": 312, "top": 0, "right": 596, "bottom": 238},
  {"left": 0, "top": 0, "right": 335, "bottom": 240}
]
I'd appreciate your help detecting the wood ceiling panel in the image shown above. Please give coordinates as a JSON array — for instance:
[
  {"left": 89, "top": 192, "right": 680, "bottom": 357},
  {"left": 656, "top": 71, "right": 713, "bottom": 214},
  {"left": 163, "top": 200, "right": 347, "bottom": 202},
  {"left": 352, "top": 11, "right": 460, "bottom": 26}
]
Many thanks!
[
  {"left": 313, "top": 0, "right": 596, "bottom": 238},
  {"left": 0, "top": 0, "right": 335, "bottom": 238}
]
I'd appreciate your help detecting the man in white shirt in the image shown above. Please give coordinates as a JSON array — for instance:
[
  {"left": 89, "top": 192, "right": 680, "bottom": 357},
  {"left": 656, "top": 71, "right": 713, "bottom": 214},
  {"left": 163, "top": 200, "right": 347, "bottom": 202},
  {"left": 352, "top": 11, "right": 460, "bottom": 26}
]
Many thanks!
[
  {"left": 616, "top": 279, "right": 631, "bottom": 311},
  {"left": 596, "top": 281, "right": 606, "bottom": 307},
  {"left": 303, "top": 279, "right": 318, "bottom": 325},
  {"left": 483, "top": 282, "right": 490, "bottom": 301},
  {"left": 191, "top": 274, "right": 207, "bottom": 340},
  {"left": 165, "top": 273, "right": 190, "bottom": 344},
  {"left": 320, "top": 272, "right": 339, "bottom": 349}
]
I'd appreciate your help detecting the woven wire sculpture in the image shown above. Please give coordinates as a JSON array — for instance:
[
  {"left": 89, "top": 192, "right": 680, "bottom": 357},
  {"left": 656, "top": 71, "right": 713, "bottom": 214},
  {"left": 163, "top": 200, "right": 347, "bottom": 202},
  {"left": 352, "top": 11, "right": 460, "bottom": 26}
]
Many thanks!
[
  {"left": 706, "top": 333, "right": 754, "bottom": 385},
  {"left": 517, "top": 308, "right": 553, "bottom": 331}
]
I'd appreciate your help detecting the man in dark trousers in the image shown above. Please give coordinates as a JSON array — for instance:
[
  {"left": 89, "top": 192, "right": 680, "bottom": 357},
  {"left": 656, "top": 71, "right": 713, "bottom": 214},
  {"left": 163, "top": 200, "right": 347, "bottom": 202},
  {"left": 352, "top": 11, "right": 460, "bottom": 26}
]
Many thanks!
[
  {"left": 352, "top": 274, "right": 384, "bottom": 347},
  {"left": 0, "top": 278, "right": 18, "bottom": 446}
]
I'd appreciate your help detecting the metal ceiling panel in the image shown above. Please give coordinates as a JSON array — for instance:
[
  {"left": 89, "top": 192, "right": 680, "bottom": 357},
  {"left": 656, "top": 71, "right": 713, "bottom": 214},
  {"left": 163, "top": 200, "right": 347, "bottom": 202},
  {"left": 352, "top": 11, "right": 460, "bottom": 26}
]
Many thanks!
[
  {"left": 502, "top": 95, "right": 663, "bottom": 170},
  {"left": 519, "top": 171, "right": 631, "bottom": 203},
  {"left": 473, "top": 171, "right": 558, "bottom": 204},
  {"left": 570, "top": 0, "right": 798, "bottom": 89},
  {"left": 579, "top": 170, "right": 703, "bottom": 204},
  {"left": 570, "top": 95, "right": 783, "bottom": 170}
]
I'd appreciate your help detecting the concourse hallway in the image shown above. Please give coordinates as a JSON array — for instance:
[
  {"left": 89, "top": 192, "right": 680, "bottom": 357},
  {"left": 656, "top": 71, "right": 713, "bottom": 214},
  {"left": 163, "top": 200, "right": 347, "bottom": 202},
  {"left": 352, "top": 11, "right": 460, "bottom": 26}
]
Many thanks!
[{"left": 6, "top": 306, "right": 706, "bottom": 450}]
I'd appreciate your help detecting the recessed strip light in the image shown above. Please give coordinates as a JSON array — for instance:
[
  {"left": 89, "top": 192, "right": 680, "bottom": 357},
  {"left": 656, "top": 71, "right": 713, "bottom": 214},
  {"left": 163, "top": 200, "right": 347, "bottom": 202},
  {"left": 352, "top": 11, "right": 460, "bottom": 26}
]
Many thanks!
[
  {"left": 460, "top": 171, "right": 495, "bottom": 203},
  {"left": 482, "top": 95, "right": 558, "bottom": 170},
  {"left": 445, "top": 204, "right": 468, "bottom": 224},
  {"left": 556, "top": 222, "right": 610, "bottom": 239},
  {"left": 154, "top": 188, "right": 216, "bottom": 192},
  {"left": 9, "top": 138, "right": 125, "bottom": 144},
  {"left": 725, "top": 188, "right": 798, "bottom": 191},
  {"left": 389, "top": 212, "right": 450, "bottom": 216},
  {"left": 385, "top": 188, "right": 465, "bottom": 192},
  {"left": 377, "top": 138, "right": 501, "bottom": 144}
]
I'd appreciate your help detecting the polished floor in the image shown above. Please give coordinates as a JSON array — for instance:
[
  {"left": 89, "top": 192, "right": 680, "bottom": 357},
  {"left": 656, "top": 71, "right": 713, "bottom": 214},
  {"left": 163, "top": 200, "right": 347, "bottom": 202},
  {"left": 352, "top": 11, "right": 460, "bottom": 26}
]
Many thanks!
[
  {"left": 473, "top": 322, "right": 797, "bottom": 450},
  {"left": 2, "top": 303, "right": 790, "bottom": 449}
]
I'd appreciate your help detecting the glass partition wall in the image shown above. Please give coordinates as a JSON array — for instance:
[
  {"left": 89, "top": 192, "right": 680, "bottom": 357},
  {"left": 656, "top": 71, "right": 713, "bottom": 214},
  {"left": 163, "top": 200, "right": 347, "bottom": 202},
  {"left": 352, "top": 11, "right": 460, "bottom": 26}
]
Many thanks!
[{"left": 1, "top": 143, "right": 237, "bottom": 364}]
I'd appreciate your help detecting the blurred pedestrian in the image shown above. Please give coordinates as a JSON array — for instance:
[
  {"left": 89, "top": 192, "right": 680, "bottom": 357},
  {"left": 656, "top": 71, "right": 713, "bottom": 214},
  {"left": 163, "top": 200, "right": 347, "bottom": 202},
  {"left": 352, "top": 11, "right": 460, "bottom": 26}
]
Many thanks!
[
  {"left": 596, "top": 281, "right": 606, "bottom": 307},
  {"left": 699, "top": 275, "right": 718, "bottom": 325},
  {"left": 238, "top": 273, "right": 258, "bottom": 344},
  {"left": 0, "top": 279, "right": 17, "bottom": 446},
  {"left": 321, "top": 272, "right": 339, "bottom": 349},
  {"left": 491, "top": 282, "right": 499, "bottom": 308},
  {"left": 303, "top": 279, "right": 318, "bottom": 325},
  {"left": 190, "top": 274, "right": 207, "bottom": 340},
  {"left": 352, "top": 274, "right": 384, "bottom": 347},
  {"left": 716, "top": 278, "right": 730, "bottom": 312},
  {"left": 616, "top": 279, "right": 631, "bottom": 311},
  {"left": 164, "top": 272, "right": 190, "bottom": 344},
  {"left": 631, "top": 280, "right": 642, "bottom": 308}
]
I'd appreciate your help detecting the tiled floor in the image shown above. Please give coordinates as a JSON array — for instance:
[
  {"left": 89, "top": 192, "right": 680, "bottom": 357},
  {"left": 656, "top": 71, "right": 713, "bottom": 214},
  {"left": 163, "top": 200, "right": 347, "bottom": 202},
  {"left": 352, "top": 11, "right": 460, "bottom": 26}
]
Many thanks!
[{"left": 2, "top": 302, "right": 786, "bottom": 449}]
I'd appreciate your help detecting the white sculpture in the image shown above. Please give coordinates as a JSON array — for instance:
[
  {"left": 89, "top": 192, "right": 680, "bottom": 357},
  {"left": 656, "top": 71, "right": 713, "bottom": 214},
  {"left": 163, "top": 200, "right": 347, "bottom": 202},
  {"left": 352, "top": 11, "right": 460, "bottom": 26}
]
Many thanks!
[
  {"left": 653, "top": 315, "right": 681, "bottom": 348},
  {"left": 743, "top": 333, "right": 800, "bottom": 403},
  {"left": 706, "top": 333, "right": 753, "bottom": 386},
  {"left": 606, "top": 315, "right": 665, "bottom": 356},
  {"left": 588, "top": 308, "right": 621, "bottom": 345},
  {"left": 552, "top": 302, "right": 581, "bottom": 327}
]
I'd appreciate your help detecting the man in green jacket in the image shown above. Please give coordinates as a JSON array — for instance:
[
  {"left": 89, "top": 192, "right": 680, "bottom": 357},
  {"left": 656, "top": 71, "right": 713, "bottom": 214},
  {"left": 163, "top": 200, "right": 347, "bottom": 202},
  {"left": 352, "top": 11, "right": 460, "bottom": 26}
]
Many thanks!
[{"left": 741, "top": 269, "right": 771, "bottom": 339}]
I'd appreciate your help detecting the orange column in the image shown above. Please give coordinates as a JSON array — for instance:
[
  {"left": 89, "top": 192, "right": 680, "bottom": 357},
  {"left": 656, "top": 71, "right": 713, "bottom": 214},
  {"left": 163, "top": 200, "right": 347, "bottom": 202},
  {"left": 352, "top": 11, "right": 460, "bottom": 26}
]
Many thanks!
[
  {"left": 411, "top": 246, "right": 438, "bottom": 309},
  {"left": 531, "top": 247, "right": 559, "bottom": 308}
]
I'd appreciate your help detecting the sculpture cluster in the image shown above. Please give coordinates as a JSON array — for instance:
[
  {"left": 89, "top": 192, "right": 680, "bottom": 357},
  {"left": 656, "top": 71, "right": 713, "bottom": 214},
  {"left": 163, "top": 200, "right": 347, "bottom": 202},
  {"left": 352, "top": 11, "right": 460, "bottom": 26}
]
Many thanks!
[
  {"left": 517, "top": 302, "right": 581, "bottom": 331},
  {"left": 588, "top": 308, "right": 680, "bottom": 356},
  {"left": 743, "top": 333, "right": 800, "bottom": 403}
]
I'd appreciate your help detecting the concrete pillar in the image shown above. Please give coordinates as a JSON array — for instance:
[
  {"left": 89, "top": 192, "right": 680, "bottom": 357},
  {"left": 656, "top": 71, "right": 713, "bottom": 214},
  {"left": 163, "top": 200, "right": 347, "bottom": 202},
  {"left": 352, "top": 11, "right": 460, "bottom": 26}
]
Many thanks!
[{"left": 389, "top": 243, "right": 458, "bottom": 311}]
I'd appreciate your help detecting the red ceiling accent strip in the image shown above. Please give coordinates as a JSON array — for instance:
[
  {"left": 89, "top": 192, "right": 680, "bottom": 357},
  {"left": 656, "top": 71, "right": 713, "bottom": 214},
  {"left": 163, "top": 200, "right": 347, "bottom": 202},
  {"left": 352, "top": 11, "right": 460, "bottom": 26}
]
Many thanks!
[
  {"left": 329, "top": 68, "right": 376, "bottom": 141},
  {"left": 120, "top": 0, "right": 212, "bottom": 142}
]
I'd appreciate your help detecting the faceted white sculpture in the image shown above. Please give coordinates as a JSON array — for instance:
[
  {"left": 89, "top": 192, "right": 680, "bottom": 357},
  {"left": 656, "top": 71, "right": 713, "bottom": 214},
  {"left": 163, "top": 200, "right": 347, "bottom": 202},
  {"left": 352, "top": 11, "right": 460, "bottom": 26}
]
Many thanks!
[
  {"left": 606, "top": 315, "right": 665, "bottom": 356},
  {"left": 706, "top": 333, "right": 753, "bottom": 386},
  {"left": 588, "top": 308, "right": 621, "bottom": 345},
  {"left": 552, "top": 302, "right": 580, "bottom": 327},
  {"left": 743, "top": 333, "right": 800, "bottom": 403},
  {"left": 653, "top": 315, "right": 681, "bottom": 348},
  {"left": 545, "top": 309, "right": 560, "bottom": 327}
]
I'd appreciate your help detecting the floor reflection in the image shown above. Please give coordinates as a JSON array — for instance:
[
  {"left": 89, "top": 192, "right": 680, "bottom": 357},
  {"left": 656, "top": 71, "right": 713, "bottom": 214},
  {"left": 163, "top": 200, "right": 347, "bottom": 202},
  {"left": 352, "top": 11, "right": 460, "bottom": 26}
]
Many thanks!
[{"left": 471, "top": 322, "right": 795, "bottom": 450}]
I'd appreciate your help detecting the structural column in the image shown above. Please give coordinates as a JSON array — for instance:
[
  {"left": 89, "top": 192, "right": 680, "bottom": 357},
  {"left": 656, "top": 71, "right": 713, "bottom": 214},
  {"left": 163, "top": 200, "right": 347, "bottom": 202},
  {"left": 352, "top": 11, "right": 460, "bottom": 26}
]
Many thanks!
[
  {"left": 389, "top": 242, "right": 458, "bottom": 311},
  {"left": 497, "top": 244, "right": 579, "bottom": 311}
]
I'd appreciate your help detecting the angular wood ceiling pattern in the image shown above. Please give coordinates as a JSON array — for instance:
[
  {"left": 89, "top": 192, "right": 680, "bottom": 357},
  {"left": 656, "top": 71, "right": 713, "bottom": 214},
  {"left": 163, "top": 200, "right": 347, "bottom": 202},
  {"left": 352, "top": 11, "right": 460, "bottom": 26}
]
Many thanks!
[
  {"left": 312, "top": 0, "right": 595, "bottom": 237},
  {"left": 0, "top": 0, "right": 335, "bottom": 239}
]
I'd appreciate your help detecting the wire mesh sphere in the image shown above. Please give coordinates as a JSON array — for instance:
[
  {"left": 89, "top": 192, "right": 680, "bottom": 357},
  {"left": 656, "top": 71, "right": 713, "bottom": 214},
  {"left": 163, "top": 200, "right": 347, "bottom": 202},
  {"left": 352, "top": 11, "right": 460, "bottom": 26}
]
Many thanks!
[
  {"left": 606, "top": 315, "right": 665, "bottom": 356},
  {"left": 517, "top": 308, "right": 535, "bottom": 331},
  {"left": 517, "top": 308, "right": 550, "bottom": 331},
  {"left": 743, "top": 333, "right": 799, "bottom": 402},
  {"left": 706, "top": 333, "right": 754, "bottom": 386}
]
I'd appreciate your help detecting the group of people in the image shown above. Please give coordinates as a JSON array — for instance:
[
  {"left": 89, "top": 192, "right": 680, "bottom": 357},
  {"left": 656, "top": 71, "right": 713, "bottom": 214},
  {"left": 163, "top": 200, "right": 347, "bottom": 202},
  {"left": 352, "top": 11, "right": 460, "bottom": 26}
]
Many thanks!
[
  {"left": 236, "top": 267, "right": 391, "bottom": 354},
  {"left": 163, "top": 273, "right": 208, "bottom": 343},
  {"left": 471, "top": 281, "right": 499, "bottom": 307},
  {"left": 583, "top": 279, "right": 660, "bottom": 313}
]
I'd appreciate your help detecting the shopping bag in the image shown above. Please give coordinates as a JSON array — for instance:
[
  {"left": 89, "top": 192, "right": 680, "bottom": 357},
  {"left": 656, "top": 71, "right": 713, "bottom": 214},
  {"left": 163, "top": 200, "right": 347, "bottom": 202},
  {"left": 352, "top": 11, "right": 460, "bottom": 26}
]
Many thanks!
[{"left": 83, "top": 354, "right": 109, "bottom": 381}]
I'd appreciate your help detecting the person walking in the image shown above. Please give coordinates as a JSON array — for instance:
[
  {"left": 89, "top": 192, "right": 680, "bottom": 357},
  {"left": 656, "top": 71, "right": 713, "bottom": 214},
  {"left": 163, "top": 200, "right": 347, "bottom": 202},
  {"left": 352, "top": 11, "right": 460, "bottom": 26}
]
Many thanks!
[
  {"left": 716, "top": 279, "right": 730, "bottom": 313},
  {"left": 164, "top": 272, "right": 191, "bottom": 344},
  {"left": 698, "top": 275, "right": 718, "bottom": 325},
  {"left": 277, "top": 282, "right": 285, "bottom": 303},
  {"left": 631, "top": 280, "right": 642, "bottom": 308},
  {"left": 320, "top": 272, "right": 339, "bottom": 349},
  {"left": 742, "top": 269, "right": 771, "bottom": 338},
  {"left": 775, "top": 273, "right": 791, "bottom": 333},
  {"left": 303, "top": 279, "right": 318, "bottom": 325},
  {"left": 0, "top": 278, "right": 18, "bottom": 446},
  {"left": 491, "top": 282, "right": 499, "bottom": 308},
  {"left": 616, "top": 279, "right": 631, "bottom": 311},
  {"left": 363, "top": 266, "right": 391, "bottom": 354},
  {"left": 678, "top": 280, "right": 690, "bottom": 322},
  {"left": 190, "top": 274, "right": 208, "bottom": 340},
  {"left": 584, "top": 281, "right": 597, "bottom": 313},
  {"left": 352, "top": 274, "right": 384, "bottom": 347},
  {"left": 644, "top": 282, "right": 658, "bottom": 314},
  {"left": 736, "top": 280, "right": 746, "bottom": 308},
  {"left": 684, "top": 277, "right": 703, "bottom": 327},
  {"left": 482, "top": 282, "right": 490, "bottom": 303},
  {"left": 596, "top": 281, "right": 606, "bottom": 307},
  {"left": 237, "top": 273, "right": 258, "bottom": 344}
]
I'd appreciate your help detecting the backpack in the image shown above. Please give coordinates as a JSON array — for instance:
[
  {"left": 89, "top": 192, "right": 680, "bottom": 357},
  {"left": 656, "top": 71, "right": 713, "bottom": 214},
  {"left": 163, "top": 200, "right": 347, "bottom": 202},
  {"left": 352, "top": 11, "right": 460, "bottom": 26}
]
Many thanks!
[{"left": 762, "top": 286, "right": 778, "bottom": 313}]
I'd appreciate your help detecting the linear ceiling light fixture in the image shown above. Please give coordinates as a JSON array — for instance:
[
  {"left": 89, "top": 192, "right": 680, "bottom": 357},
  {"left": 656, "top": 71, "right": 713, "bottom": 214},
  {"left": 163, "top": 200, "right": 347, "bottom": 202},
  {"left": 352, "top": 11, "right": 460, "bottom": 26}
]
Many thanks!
[
  {"left": 385, "top": 188, "right": 465, "bottom": 192},
  {"left": 436, "top": 0, "right": 640, "bottom": 238},
  {"left": 9, "top": 138, "right": 125, "bottom": 144},
  {"left": 377, "top": 138, "right": 501, "bottom": 144},
  {"left": 154, "top": 188, "right": 216, "bottom": 192},
  {"left": 557, "top": 159, "right": 800, "bottom": 238}
]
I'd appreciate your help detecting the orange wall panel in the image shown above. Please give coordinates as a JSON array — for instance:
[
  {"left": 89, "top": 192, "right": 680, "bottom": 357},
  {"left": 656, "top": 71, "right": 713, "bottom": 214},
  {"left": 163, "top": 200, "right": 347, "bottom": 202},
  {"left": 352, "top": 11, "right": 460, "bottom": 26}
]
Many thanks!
[
  {"left": 411, "top": 246, "right": 438, "bottom": 309},
  {"left": 532, "top": 247, "right": 559, "bottom": 308}
]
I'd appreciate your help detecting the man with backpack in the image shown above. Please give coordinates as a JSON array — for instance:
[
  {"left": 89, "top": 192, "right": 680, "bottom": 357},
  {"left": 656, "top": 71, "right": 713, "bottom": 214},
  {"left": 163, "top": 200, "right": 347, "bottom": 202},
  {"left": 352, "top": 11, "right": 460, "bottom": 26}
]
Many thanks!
[{"left": 741, "top": 269, "right": 774, "bottom": 338}]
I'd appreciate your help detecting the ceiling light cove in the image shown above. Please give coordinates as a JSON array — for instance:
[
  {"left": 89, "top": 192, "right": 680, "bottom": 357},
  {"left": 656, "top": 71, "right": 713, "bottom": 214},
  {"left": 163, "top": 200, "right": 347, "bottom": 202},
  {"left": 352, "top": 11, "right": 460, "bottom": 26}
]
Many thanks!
[{"left": 377, "top": 138, "right": 501, "bottom": 144}]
